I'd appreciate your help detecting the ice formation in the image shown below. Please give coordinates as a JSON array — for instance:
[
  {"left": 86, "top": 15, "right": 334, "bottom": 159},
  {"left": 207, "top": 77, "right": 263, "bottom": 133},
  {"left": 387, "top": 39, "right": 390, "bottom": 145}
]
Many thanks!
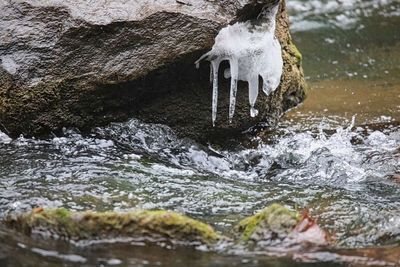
[{"left": 195, "top": 1, "right": 283, "bottom": 126}]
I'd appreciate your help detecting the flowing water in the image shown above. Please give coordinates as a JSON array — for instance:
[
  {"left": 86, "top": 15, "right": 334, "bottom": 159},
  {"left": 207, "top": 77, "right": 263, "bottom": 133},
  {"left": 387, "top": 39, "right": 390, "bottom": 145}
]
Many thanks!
[{"left": 1, "top": 0, "right": 400, "bottom": 266}]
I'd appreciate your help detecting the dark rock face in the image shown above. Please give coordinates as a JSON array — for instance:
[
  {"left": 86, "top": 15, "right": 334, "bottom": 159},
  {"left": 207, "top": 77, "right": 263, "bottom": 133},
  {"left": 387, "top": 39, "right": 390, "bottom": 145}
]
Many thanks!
[{"left": 0, "top": 0, "right": 306, "bottom": 142}]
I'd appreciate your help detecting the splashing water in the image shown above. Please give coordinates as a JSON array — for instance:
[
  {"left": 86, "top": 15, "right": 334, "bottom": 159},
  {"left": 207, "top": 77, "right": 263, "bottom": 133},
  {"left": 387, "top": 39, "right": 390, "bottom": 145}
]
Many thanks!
[
  {"left": 195, "top": 1, "right": 283, "bottom": 125},
  {"left": 287, "top": 0, "right": 400, "bottom": 33},
  {"left": 0, "top": 116, "right": 399, "bottom": 265},
  {"left": 0, "top": 117, "right": 399, "bottom": 229}
]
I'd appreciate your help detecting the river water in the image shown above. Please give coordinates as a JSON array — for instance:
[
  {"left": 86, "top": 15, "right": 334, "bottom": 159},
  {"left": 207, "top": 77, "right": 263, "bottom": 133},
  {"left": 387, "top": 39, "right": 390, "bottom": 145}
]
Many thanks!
[{"left": 1, "top": 0, "right": 400, "bottom": 266}]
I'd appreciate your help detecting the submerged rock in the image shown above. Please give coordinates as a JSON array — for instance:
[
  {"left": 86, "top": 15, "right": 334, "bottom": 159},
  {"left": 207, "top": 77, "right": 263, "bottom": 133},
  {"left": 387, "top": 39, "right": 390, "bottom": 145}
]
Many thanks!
[
  {"left": 5, "top": 204, "right": 331, "bottom": 251},
  {"left": 234, "top": 203, "right": 298, "bottom": 244},
  {"left": 5, "top": 208, "right": 221, "bottom": 245},
  {"left": 0, "top": 0, "right": 306, "bottom": 142}
]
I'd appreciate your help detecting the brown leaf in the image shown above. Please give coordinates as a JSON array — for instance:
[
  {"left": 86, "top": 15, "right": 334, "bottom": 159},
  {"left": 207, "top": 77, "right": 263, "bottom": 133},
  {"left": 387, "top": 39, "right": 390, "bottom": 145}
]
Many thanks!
[
  {"left": 292, "top": 210, "right": 328, "bottom": 246},
  {"left": 32, "top": 207, "right": 43, "bottom": 213},
  {"left": 389, "top": 173, "right": 400, "bottom": 184},
  {"left": 294, "top": 210, "right": 316, "bottom": 232}
]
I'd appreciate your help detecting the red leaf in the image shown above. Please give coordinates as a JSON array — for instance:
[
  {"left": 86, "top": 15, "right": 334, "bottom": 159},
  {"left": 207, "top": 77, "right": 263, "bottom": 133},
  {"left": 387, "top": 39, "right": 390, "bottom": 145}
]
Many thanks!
[
  {"left": 292, "top": 210, "right": 328, "bottom": 246},
  {"left": 32, "top": 207, "right": 43, "bottom": 213}
]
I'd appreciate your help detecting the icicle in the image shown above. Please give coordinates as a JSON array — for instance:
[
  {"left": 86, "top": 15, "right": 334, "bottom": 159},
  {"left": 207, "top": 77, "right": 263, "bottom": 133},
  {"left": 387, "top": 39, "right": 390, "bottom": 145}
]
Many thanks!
[
  {"left": 195, "top": 52, "right": 209, "bottom": 69},
  {"left": 248, "top": 76, "right": 259, "bottom": 117},
  {"left": 210, "top": 64, "right": 213, "bottom": 83},
  {"left": 211, "top": 60, "right": 220, "bottom": 127},
  {"left": 262, "top": 74, "right": 270, "bottom": 95},
  {"left": 195, "top": 0, "right": 283, "bottom": 125},
  {"left": 229, "top": 57, "right": 238, "bottom": 123}
]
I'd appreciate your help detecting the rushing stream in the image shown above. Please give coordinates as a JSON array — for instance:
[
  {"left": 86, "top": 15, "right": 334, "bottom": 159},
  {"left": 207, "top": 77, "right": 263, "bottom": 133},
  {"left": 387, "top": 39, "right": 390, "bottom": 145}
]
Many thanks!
[{"left": 1, "top": 0, "right": 400, "bottom": 266}]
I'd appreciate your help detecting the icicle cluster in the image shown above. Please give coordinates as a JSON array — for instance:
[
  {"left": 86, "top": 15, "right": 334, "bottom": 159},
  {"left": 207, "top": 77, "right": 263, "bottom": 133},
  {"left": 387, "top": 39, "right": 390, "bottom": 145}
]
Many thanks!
[{"left": 195, "top": 2, "right": 283, "bottom": 126}]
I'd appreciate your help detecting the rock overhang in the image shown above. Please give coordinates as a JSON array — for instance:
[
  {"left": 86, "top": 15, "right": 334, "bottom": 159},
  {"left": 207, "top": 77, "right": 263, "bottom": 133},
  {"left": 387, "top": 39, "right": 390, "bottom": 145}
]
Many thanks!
[{"left": 0, "top": 0, "right": 306, "bottom": 143}]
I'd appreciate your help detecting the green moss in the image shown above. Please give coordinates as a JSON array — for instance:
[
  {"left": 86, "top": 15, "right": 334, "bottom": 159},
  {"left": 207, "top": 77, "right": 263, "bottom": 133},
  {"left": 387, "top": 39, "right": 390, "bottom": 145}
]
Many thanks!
[
  {"left": 290, "top": 41, "right": 303, "bottom": 67},
  {"left": 234, "top": 204, "right": 298, "bottom": 243},
  {"left": 5, "top": 208, "right": 221, "bottom": 245},
  {"left": 5, "top": 205, "right": 301, "bottom": 247},
  {"left": 54, "top": 209, "right": 72, "bottom": 218},
  {"left": 287, "top": 41, "right": 308, "bottom": 102}
]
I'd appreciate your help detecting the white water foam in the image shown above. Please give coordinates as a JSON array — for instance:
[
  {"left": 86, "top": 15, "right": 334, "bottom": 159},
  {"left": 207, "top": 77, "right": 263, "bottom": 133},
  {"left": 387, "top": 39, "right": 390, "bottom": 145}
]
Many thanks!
[
  {"left": 0, "top": 130, "right": 12, "bottom": 144},
  {"left": 287, "top": 0, "right": 399, "bottom": 32}
]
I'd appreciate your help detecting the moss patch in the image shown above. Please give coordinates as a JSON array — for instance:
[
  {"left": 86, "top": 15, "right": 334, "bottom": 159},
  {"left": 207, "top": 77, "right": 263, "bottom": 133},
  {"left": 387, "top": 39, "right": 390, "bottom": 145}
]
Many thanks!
[
  {"left": 5, "top": 204, "right": 302, "bottom": 247},
  {"left": 290, "top": 41, "right": 303, "bottom": 67},
  {"left": 234, "top": 203, "right": 297, "bottom": 243},
  {"left": 5, "top": 209, "right": 221, "bottom": 245}
]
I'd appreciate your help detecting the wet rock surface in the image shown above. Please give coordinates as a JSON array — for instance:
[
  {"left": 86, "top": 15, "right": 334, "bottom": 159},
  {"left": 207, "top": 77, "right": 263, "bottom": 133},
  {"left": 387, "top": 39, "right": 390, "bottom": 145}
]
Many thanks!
[
  {"left": 234, "top": 203, "right": 298, "bottom": 244},
  {"left": 0, "top": 0, "right": 306, "bottom": 142},
  {"left": 4, "top": 204, "right": 310, "bottom": 248},
  {"left": 5, "top": 208, "right": 222, "bottom": 245}
]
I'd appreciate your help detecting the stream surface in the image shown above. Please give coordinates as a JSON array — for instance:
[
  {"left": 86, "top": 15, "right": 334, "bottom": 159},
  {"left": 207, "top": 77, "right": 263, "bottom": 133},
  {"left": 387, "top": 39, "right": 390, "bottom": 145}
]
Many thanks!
[{"left": 1, "top": 0, "right": 400, "bottom": 266}]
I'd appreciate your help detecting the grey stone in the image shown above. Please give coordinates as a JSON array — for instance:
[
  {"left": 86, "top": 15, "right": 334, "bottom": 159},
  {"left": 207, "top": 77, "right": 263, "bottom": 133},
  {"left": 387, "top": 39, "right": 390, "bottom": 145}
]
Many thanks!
[{"left": 0, "top": 0, "right": 306, "bottom": 143}]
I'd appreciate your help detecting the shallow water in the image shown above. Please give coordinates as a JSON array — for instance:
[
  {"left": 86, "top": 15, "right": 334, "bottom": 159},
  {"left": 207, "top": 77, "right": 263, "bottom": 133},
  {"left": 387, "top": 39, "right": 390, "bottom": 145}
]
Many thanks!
[{"left": 1, "top": 0, "right": 400, "bottom": 265}]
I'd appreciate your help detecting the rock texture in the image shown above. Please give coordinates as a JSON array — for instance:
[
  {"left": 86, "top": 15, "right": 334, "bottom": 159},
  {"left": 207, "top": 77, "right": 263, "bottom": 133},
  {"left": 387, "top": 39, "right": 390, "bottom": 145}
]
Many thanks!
[
  {"left": 4, "top": 204, "right": 298, "bottom": 247},
  {"left": 5, "top": 208, "right": 222, "bottom": 245},
  {"left": 234, "top": 203, "right": 298, "bottom": 244},
  {"left": 0, "top": 0, "right": 306, "bottom": 142}
]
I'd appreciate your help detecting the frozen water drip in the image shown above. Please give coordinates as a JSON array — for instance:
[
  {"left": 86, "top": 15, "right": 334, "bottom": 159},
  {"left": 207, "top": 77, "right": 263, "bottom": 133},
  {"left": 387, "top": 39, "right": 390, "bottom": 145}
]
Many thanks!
[{"left": 195, "top": 1, "right": 283, "bottom": 126}]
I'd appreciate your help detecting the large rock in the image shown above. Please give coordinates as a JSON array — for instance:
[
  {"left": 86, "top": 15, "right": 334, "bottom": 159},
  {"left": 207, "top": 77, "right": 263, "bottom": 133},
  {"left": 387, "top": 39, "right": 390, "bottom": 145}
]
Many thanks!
[{"left": 0, "top": 0, "right": 306, "bottom": 142}]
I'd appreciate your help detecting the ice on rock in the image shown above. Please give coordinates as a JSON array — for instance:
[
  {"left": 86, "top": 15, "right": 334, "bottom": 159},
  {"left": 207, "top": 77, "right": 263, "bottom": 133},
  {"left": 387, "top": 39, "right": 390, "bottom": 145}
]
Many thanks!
[{"left": 195, "top": 0, "right": 283, "bottom": 126}]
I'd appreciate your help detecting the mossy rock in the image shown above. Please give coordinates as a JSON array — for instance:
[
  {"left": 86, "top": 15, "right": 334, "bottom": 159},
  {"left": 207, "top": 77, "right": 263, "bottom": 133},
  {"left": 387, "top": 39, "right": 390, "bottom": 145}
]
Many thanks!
[
  {"left": 0, "top": 0, "right": 307, "bottom": 145},
  {"left": 5, "top": 208, "right": 221, "bottom": 246},
  {"left": 5, "top": 204, "right": 300, "bottom": 248},
  {"left": 234, "top": 204, "right": 298, "bottom": 243}
]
